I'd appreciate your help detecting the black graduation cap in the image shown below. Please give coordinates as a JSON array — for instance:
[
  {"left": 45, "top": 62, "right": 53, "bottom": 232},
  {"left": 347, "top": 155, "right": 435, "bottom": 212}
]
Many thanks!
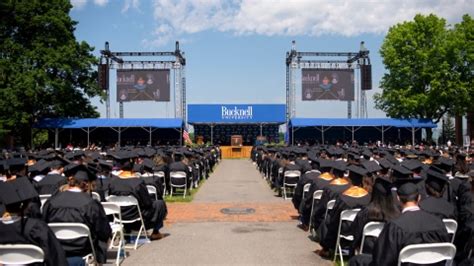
[
  {"left": 401, "top": 159, "right": 424, "bottom": 172},
  {"left": 28, "top": 159, "right": 50, "bottom": 173},
  {"left": 397, "top": 182, "right": 419, "bottom": 197},
  {"left": 4, "top": 158, "right": 27, "bottom": 170},
  {"left": 377, "top": 158, "right": 393, "bottom": 170},
  {"left": 361, "top": 149, "right": 372, "bottom": 159},
  {"left": 0, "top": 177, "right": 38, "bottom": 207},
  {"left": 65, "top": 151, "right": 85, "bottom": 161},
  {"left": 142, "top": 158, "right": 155, "bottom": 171},
  {"left": 347, "top": 164, "right": 368, "bottom": 186},
  {"left": 391, "top": 165, "right": 412, "bottom": 180},
  {"left": 64, "top": 163, "right": 97, "bottom": 181},
  {"left": 144, "top": 147, "right": 156, "bottom": 158},
  {"left": 361, "top": 160, "right": 382, "bottom": 173},
  {"left": 434, "top": 157, "right": 454, "bottom": 173},
  {"left": 372, "top": 176, "right": 393, "bottom": 196},
  {"left": 332, "top": 161, "right": 347, "bottom": 176},
  {"left": 425, "top": 169, "right": 449, "bottom": 192},
  {"left": 97, "top": 159, "right": 113, "bottom": 171}
]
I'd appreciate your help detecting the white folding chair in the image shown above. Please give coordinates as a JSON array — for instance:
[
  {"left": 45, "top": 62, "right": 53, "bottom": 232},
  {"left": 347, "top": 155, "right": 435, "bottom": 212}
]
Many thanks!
[
  {"left": 442, "top": 219, "right": 458, "bottom": 243},
  {"left": 301, "top": 183, "right": 311, "bottom": 203},
  {"left": 309, "top": 190, "right": 324, "bottom": 238},
  {"left": 102, "top": 202, "right": 126, "bottom": 266},
  {"left": 333, "top": 208, "right": 361, "bottom": 265},
  {"left": 106, "top": 195, "right": 150, "bottom": 250},
  {"left": 91, "top": 192, "right": 101, "bottom": 202},
  {"left": 359, "top": 221, "right": 385, "bottom": 254},
  {"left": 48, "top": 222, "right": 97, "bottom": 265},
  {"left": 169, "top": 171, "right": 187, "bottom": 198},
  {"left": 398, "top": 243, "right": 456, "bottom": 266},
  {"left": 39, "top": 194, "right": 51, "bottom": 213},
  {"left": 283, "top": 170, "right": 301, "bottom": 200},
  {"left": 0, "top": 244, "right": 44, "bottom": 264},
  {"left": 324, "top": 199, "right": 336, "bottom": 221},
  {"left": 146, "top": 185, "right": 158, "bottom": 201},
  {"left": 153, "top": 171, "right": 166, "bottom": 195}
]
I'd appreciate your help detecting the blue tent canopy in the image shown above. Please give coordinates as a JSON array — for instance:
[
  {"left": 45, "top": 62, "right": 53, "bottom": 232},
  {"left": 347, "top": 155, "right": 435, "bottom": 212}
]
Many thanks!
[
  {"left": 35, "top": 118, "right": 184, "bottom": 148},
  {"left": 289, "top": 118, "right": 436, "bottom": 128},
  {"left": 35, "top": 118, "right": 184, "bottom": 129}
]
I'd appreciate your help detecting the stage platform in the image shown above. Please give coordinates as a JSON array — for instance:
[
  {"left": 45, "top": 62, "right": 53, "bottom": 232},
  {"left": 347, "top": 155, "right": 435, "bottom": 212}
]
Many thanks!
[{"left": 220, "top": 146, "right": 253, "bottom": 159}]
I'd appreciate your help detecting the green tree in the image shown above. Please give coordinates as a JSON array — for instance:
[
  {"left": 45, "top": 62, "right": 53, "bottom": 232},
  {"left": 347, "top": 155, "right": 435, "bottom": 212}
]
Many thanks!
[
  {"left": 0, "top": 0, "right": 103, "bottom": 148},
  {"left": 439, "top": 115, "right": 456, "bottom": 145},
  {"left": 375, "top": 14, "right": 473, "bottom": 141}
]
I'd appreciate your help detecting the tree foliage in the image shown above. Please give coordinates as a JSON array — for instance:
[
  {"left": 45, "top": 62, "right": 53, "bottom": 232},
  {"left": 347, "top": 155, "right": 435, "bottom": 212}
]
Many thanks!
[
  {"left": 0, "top": 0, "right": 103, "bottom": 147},
  {"left": 375, "top": 14, "right": 474, "bottom": 139}
]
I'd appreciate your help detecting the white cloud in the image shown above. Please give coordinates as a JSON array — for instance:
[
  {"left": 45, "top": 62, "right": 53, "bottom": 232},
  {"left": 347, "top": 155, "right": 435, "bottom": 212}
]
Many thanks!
[
  {"left": 145, "top": 0, "right": 474, "bottom": 46},
  {"left": 93, "top": 0, "right": 109, "bottom": 7},
  {"left": 122, "top": 0, "right": 141, "bottom": 13},
  {"left": 71, "top": 0, "right": 111, "bottom": 9},
  {"left": 71, "top": 0, "right": 87, "bottom": 9}
]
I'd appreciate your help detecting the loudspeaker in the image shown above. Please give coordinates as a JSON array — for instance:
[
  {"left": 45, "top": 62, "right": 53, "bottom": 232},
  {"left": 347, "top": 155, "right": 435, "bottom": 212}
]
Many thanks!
[
  {"left": 98, "top": 64, "right": 108, "bottom": 90},
  {"left": 361, "top": 64, "right": 372, "bottom": 90}
]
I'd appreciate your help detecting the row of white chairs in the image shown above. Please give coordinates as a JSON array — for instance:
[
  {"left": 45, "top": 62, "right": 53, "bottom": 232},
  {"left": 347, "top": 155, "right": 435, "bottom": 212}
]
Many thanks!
[
  {"left": 323, "top": 205, "right": 458, "bottom": 265},
  {"left": 3, "top": 195, "right": 149, "bottom": 266}
]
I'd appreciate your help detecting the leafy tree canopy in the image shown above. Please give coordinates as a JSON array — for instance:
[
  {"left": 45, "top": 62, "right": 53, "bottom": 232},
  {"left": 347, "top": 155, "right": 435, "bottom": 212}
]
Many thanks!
[
  {"left": 0, "top": 0, "right": 103, "bottom": 147},
  {"left": 375, "top": 14, "right": 474, "bottom": 138}
]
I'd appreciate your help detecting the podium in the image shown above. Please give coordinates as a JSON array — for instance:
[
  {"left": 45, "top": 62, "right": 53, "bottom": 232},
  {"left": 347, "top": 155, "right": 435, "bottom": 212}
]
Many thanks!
[{"left": 231, "top": 135, "right": 243, "bottom": 158}]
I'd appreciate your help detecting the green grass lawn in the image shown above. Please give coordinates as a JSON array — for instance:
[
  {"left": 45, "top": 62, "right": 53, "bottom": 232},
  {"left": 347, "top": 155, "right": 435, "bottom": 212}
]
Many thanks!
[{"left": 165, "top": 165, "right": 217, "bottom": 203}]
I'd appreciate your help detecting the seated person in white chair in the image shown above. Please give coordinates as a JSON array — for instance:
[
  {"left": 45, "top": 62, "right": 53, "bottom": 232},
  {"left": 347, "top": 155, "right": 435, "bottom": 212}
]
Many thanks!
[
  {"left": 42, "top": 164, "right": 112, "bottom": 265},
  {"left": 0, "top": 177, "right": 67, "bottom": 266}
]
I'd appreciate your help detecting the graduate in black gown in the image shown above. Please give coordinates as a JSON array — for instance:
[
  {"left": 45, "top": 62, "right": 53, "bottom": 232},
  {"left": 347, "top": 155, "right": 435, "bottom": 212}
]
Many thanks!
[
  {"left": 349, "top": 182, "right": 450, "bottom": 266},
  {"left": 169, "top": 152, "right": 193, "bottom": 189},
  {"left": 108, "top": 153, "right": 168, "bottom": 241},
  {"left": 42, "top": 164, "right": 112, "bottom": 264},
  {"left": 310, "top": 161, "right": 350, "bottom": 235},
  {"left": 3, "top": 158, "right": 42, "bottom": 218},
  {"left": 297, "top": 158, "right": 334, "bottom": 231},
  {"left": 0, "top": 177, "right": 68, "bottom": 266},
  {"left": 350, "top": 176, "right": 400, "bottom": 256},
  {"left": 34, "top": 158, "right": 67, "bottom": 195},
  {"left": 316, "top": 165, "right": 371, "bottom": 258},
  {"left": 419, "top": 168, "right": 456, "bottom": 219}
]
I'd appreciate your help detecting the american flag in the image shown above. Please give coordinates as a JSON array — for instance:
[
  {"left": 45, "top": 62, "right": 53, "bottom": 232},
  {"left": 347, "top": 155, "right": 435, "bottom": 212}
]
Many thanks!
[{"left": 183, "top": 129, "right": 192, "bottom": 144}]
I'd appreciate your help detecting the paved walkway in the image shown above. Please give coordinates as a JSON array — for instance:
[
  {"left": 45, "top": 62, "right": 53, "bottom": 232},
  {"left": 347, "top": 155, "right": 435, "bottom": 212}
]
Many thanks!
[{"left": 122, "top": 160, "right": 330, "bottom": 265}]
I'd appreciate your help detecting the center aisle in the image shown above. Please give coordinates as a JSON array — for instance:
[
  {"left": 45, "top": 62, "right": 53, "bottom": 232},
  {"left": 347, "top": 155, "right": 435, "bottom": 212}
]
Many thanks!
[{"left": 122, "top": 160, "right": 330, "bottom": 265}]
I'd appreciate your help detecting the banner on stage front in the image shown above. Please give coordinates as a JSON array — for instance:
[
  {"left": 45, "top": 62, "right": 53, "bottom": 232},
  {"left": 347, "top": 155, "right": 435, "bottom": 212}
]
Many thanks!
[
  {"left": 302, "top": 69, "right": 354, "bottom": 101},
  {"left": 116, "top": 69, "right": 170, "bottom": 102}
]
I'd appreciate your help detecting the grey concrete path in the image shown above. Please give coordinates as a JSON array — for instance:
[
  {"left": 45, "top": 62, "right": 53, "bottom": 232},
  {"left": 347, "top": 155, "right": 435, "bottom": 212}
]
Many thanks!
[
  {"left": 193, "top": 159, "right": 280, "bottom": 203},
  {"left": 121, "top": 159, "right": 331, "bottom": 266}
]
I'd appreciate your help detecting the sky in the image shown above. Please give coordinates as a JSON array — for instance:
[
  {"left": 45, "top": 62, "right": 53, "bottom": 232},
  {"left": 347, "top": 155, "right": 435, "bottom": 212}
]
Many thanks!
[{"left": 70, "top": 0, "right": 473, "bottom": 122}]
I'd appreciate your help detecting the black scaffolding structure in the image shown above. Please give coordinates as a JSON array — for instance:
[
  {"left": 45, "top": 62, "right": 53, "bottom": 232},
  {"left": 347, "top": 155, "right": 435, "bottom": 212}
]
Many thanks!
[{"left": 285, "top": 41, "right": 371, "bottom": 122}]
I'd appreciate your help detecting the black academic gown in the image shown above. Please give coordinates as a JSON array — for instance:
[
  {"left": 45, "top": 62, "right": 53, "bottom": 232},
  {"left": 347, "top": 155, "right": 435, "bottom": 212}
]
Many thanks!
[
  {"left": 352, "top": 209, "right": 450, "bottom": 266},
  {"left": 350, "top": 206, "right": 400, "bottom": 257},
  {"left": 277, "top": 163, "right": 302, "bottom": 189},
  {"left": 311, "top": 182, "right": 350, "bottom": 231},
  {"left": 300, "top": 176, "right": 333, "bottom": 226},
  {"left": 42, "top": 191, "right": 112, "bottom": 263},
  {"left": 320, "top": 193, "right": 371, "bottom": 251},
  {"left": 419, "top": 196, "right": 456, "bottom": 219},
  {"left": 295, "top": 158, "right": 312, "bottom": 174},
  {"left": 292, "top": 172, "right": 319, "bottom": 211},
  {"left": 108, "top": 177, "right": 167, "bottom": 231},
  {"left": 34, "top": 173, "right": 67, "bottom": 195},
  {"left": 449, "top": 175, "right": 474, "bottom": 263},
  {"left": 140, "top": 172, "right": 164, "bottom": 200},
  {"left": 0, "top": 217, "right": 68, "bottom": 266},
  {"left": 169, "top": 161, "right": 192, "bottom": 188}
]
